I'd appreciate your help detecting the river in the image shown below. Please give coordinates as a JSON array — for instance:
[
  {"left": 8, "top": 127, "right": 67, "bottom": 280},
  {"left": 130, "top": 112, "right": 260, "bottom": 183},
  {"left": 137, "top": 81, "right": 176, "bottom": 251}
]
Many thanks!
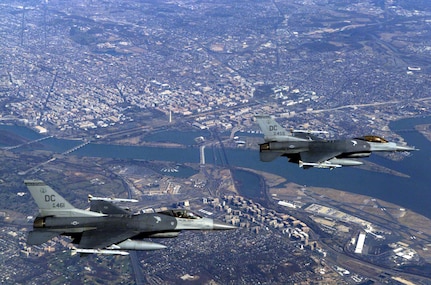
[{"left": 1, "top": 116, "right": 430, "bottom": 218}]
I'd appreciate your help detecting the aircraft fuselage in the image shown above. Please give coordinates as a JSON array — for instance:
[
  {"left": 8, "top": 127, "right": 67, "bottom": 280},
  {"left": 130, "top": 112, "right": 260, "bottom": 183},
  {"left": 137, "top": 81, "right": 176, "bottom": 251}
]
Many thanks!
[
  {"left": 34, "top": 211, "right": 225, "bottom": 237},
  {"left": 255, "top": 114, "right": 416, "bottom": 169},
  {"left": 261, "top": 138, "right": 372, "bottom": 159}
]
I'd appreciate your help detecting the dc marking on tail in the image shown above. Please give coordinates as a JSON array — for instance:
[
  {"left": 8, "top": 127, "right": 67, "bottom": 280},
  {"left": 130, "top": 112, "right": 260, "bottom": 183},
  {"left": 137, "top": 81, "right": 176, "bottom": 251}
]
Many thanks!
[
  {"left": 25, "top": 180, "right": 104, "bottom": 217},
  {"left": 44, "top": 195, "right": 55, "bottom": 201}
]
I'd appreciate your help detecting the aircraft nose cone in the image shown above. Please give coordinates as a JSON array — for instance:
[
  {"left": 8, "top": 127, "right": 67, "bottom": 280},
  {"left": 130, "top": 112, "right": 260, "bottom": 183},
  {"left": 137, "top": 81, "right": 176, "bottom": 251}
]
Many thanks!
[
  {"left": 212, "top": 221, "right": 237, "bottom": 230},
  {"left": 151, "top": 244, "right": 168, "bottom": 250},
  {"left": 396, "top": 145, "right": 417, "bottom": 151}
]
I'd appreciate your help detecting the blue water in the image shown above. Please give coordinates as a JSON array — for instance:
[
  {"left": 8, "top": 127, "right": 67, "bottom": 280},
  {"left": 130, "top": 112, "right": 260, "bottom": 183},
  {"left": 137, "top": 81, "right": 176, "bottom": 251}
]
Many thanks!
[
  {"left": 1, "top": 117, "right": 430, "bottom": 218},
  {"left": 145, "top": 130, "right": 211, "bottom": 146}
]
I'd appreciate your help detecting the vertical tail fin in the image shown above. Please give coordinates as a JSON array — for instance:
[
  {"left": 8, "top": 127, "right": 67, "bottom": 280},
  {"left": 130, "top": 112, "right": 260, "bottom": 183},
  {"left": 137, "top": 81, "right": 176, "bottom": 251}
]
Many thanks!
[
  {"left": 24, "top": 180, "right": 104, "bottom": 217},
  {"left": 25, "top": 180, "right": 75, "bottom": 214},
  {"left": 255, "top": 114, "right": 290, "bottom": 142}
]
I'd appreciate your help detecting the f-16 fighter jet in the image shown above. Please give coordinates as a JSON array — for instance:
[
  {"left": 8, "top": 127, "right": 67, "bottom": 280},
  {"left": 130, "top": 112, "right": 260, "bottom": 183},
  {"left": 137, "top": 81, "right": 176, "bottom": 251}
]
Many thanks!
[
  {"left": 255, "top": 115, "right": 416, "bottom": 169},
  {"left": 25, "top": 180, "right": 236, "bottom": 255}
]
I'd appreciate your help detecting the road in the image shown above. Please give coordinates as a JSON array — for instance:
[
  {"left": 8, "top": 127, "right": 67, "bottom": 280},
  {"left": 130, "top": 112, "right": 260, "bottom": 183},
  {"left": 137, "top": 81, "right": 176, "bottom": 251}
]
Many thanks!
[
  {"left": 105, "top": 169, "right": 146, "bottom": 285},
  {"left": 122, "top": 178, "right": 146, "bottom": 285},
  {"left": 306, "top": 96, "right": 431, "bottom": 114}
]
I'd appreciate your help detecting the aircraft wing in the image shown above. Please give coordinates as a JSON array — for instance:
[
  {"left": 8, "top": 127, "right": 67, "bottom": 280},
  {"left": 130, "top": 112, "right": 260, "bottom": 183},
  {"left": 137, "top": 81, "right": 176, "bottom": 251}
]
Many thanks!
[
  {"left": 292, "top": 132, "right": 324, "bottom": 141},
  {"left": 300, "top": 151, "right": 342, "bottom": 163},
  {"left": 78, "top": 229, "right": 139, "bottom": 249}
]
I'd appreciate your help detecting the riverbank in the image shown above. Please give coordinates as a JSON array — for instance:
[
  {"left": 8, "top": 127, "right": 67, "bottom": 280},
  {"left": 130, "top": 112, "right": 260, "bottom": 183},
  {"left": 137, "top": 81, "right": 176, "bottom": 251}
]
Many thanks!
[{"left": 1, "top": 116, "right": 430, "bottom": 218}]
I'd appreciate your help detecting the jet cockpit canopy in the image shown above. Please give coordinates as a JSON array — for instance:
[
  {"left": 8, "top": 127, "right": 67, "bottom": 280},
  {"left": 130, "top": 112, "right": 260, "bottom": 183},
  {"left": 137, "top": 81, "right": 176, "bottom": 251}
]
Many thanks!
[
  {"left": 356, "top": 135, "right": 388, "bottom": 143},
  {"left": 160, "top": 209, "right": 202, "bottom": 219}
]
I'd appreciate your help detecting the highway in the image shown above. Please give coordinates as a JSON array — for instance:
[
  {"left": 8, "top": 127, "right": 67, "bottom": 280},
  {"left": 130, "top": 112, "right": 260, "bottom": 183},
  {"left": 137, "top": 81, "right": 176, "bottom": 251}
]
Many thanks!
[{"left": 115, "top": 171, "right": 146, "bottom": 285}]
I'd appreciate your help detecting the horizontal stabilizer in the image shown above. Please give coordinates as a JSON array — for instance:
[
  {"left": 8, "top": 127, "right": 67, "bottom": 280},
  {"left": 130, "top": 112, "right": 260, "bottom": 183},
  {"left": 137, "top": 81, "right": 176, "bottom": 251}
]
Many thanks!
[
  {"left": 260, "top": 151, "right": 282, "bottom": 162},
  {"left": 27, "top": 230, "right": 59, "bottom": 245}
]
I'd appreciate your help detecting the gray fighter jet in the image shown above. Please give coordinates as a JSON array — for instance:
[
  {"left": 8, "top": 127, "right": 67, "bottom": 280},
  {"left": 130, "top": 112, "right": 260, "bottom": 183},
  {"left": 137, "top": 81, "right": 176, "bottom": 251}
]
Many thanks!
[
  {"left": 25, "top": 180, "right": 236, "bottom": 255},
  {"left": 255, "top": 115, "right": 416, "bottom": 169}
]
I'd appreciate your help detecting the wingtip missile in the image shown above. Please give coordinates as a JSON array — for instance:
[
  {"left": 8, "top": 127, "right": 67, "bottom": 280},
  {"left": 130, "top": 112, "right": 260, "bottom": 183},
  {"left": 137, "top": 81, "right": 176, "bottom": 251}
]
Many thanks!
[
  {"left": 291, "top": 129, "right": 329, "bottom": 135},
  {"left": 71, "top": 248, "right": 130, "bottom": 256},
  {"left": 88, "top": 194, "right": 138, "bottom": 203},
  {"left": 299, "top": 160, "right": 342, "bottom": 169}
]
